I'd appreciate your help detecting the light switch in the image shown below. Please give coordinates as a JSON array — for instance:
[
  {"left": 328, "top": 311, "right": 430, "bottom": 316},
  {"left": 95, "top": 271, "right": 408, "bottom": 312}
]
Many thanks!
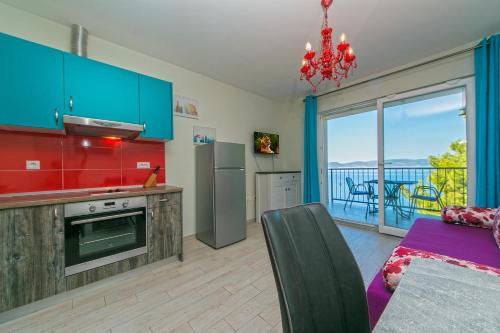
[
  {"left": 137, "top": 162, "right": 151, "bottom": 169},
  {"left": 26, "top": 160, "right": 40, "bottom": 170}
]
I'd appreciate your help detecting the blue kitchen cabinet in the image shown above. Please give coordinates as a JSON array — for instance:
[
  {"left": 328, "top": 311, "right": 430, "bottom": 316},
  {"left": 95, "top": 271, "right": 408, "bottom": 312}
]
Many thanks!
[
  {"left": 0, "top": 33, "right": 64, "bottom": 130},
  {"left": 139, "top": 75, "right": 173, "bottom": 140},
  {"left": 63, "top": 53, "right": 140, "bottom": 124}
]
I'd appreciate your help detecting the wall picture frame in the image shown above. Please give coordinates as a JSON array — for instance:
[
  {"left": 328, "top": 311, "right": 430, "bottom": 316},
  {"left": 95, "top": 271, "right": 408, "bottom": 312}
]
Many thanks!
[{"left": 174, "top": 95, "right": 199, "bottom": 119}]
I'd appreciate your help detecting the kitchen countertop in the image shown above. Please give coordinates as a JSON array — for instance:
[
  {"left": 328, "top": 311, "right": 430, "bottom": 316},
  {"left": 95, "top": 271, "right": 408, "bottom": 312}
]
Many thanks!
[
  {"left": 0, "top": 185, "right": 183, "bottom": 210},
  {"left": 373, "top": 258, "right": 500, "bottom": 333},
  {"left": 255, "top": 171, "right": 301, "bottom": 174}
]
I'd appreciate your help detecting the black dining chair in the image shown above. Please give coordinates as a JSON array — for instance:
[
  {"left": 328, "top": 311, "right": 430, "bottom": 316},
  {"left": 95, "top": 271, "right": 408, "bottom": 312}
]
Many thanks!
[{"left": 261, "top": 203, "right": 370, "bottom": 333}]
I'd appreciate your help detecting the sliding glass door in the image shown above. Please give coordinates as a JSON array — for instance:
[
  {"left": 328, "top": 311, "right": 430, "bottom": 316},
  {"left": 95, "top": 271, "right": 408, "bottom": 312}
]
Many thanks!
[
  {"left": 321, "top": 78, "right": 474, "bottom": 235},
  {"left": 325, "top": 108, "right": 377, "bottom": 225},
  {"left": 377, "top": 79, "right": 475, "bottom": 236}
]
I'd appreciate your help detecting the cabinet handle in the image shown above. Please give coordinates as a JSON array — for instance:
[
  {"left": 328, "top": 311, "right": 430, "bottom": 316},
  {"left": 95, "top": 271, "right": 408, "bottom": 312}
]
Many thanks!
[
  {"left": 54, "top": 108, "right": 59, "bottom": 125},
  {"left": 69, "top": 96, "right": 73, "bottom": 112},
  {"left": 143, "top": 123, "right": 147, "bottom": 132},
  {"left": 158, "top": 198, "right": 169, "bottom": 202},
  {"left": 54, "top": 207, "right": 58, "bottom": 219},
  {"left": 150, "top": 210, "right": 154, "bottom": 219}
]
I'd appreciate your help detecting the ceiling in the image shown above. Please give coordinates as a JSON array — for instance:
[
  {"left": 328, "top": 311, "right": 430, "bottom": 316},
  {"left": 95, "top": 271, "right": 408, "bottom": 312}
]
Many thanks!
[{"left": 2, "top": 0, "right": 500, "bottom": 101}]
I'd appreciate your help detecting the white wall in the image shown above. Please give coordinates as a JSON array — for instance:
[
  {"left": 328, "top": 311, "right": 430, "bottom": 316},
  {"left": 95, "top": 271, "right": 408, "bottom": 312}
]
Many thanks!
[
  {"left": 317, "top": 45, "right": 475, "bottom": 113},
  {"left": 0, "top": 3, "right": 302, "bottom": 236}
]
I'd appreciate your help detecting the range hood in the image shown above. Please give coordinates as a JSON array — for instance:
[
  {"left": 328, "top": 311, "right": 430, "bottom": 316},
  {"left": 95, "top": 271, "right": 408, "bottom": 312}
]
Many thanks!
[
  {"left": 64, "top": 27, "right": 143, "bottom": 140},
  {"left": 63, "top": 115, "right": 144, "bottom": 140}
]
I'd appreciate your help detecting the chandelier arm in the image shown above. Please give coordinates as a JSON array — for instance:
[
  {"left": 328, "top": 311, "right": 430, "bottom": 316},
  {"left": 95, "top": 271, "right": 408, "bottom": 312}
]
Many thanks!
[{"left": 299, "top": 0, "right": 356, "bottom": 90}]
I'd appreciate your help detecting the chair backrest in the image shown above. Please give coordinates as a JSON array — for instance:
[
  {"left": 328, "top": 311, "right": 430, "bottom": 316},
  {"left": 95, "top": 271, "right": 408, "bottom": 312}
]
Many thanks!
[
  {"left": 345, "top": 177, "right": 355, "bottom": 193},
  {"left": 437, "top": 179, "right": 448, "bottom": 196},
  {"left": 261, "top": 204, "right": 370, "bottom": 333}
]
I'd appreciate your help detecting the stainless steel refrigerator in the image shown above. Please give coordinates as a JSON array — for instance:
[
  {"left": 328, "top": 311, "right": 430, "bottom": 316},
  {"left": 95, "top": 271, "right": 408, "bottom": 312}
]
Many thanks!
[{"left": 195, "top": 142, "right": 247, "bottom": 249}]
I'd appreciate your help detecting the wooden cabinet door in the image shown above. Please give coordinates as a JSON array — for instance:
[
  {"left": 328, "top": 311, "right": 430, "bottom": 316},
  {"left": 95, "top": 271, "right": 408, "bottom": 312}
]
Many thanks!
[
  {"left": 63, "top": 52, "right": 140, "bottom": 124},
  {"left": 147, "top": 193, "right": 182, "bottom": 263},
  {"left": 139, "top": 75, "right": 173, "bottom": 140},
  {"left": 0, "top": 204, "right": 65, "bottom": 312},
  {"left": 0, "top": 33, "right": 64, "bottom": 130}
]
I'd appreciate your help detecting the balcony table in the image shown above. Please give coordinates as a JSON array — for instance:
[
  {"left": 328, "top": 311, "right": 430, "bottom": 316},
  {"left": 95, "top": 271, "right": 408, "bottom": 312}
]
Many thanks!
[
  {"left": 372, "top": 258, "right": 500, "bottom": 333},
  {"left": 364, "top": 179, "right": 417, "bottom": 224}
]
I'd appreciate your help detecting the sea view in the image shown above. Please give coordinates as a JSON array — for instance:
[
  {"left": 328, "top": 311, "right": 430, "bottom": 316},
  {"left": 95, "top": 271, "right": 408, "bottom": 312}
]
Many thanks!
[{"left": 327, "top": 159, "right": 467, "bottom": 211}]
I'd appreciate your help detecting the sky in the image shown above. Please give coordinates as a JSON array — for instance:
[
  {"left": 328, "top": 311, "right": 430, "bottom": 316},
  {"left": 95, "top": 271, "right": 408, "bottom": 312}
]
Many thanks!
[{"left": 327, "top": 90, "right": 467, "bottom": 163}]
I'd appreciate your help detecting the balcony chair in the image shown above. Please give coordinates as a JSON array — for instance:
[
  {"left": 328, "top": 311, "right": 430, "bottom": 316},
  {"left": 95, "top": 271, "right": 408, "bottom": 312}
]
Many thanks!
[
  {"left": 409, "top": 180, "right": 447, "bottom": 215},
  {"left": 344, "top": 177, "right": 369, "bottom": 211},
  {"left": 261, "top": 204, "right": 370, "bottom": 333}
]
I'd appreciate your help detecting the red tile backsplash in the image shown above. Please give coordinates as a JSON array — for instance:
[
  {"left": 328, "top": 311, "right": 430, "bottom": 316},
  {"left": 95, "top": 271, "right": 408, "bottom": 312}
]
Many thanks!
[
  {"left": 0, "top": 132, "right": 62, "bottom": 170},
  {"left": 0, "top": 130, "right": 165, "bottom": 194},
  {"left": 63, "top": 145, "right": 122, "bottom": 170},
  {"left": 63, "top": 170, "right": 122, "bottom": 189},
  {"left": 122, "top": 168, "right": 165, "bottom": 186},
  {"left": 122, "top": 148, "right": 165, "bottom": 170},
  {"left": 0, "top": 170, "right": 63, "bottom": 193}
]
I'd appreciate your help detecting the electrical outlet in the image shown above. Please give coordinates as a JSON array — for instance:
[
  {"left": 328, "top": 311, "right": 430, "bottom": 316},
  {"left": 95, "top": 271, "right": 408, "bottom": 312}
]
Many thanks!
[
  {"left": 26, "top": 160, "right": 40, "bottom": 170},
  {"left": 137, "top": 162, "right": 151, "bottom": 169}
]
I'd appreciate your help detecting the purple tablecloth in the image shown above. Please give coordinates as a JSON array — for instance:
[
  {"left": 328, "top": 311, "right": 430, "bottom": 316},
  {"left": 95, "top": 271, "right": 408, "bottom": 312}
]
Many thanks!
[{"left": 367, "top": 218, "right": 500, "bottom": 329}]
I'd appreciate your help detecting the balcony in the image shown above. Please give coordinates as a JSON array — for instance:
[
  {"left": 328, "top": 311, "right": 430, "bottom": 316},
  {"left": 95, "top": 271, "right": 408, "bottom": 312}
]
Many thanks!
[{"left": 327, "top": 167, "right": 467, "bottom": 229}]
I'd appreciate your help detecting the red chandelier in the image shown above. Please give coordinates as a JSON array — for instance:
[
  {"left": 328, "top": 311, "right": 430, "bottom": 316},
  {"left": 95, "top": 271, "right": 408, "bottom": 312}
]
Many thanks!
[{"left": 300, "top": 0, "right": 357, "bottom": 92}]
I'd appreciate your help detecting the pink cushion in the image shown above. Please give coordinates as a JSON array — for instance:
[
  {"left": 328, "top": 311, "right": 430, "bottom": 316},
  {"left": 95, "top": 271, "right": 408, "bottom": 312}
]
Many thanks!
[
  {"left": 382, "top": 245, "right": 500, "bottom": 291},
  {"left": 441, "top": 206, "right": 497, "bottom": 229},
  {"left": 493, "top": 210, "right": 500, "bottom": 249}
]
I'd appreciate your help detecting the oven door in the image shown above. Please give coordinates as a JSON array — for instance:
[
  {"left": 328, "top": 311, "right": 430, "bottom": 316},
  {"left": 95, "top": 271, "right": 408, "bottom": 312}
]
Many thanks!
[{"left": 65, "top": 208, "right": 147, "bottom": 275}]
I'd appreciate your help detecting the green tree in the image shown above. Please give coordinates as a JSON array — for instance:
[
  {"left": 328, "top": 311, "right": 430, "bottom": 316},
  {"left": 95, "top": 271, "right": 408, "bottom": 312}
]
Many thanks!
[{"left": 413, "top": 140, "right": 467, "bottom": 215}]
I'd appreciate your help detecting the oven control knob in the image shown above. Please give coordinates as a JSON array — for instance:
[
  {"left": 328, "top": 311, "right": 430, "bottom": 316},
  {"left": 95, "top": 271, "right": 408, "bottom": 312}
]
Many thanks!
[
  {"left": 122, "top": 201, "right": 129, "bottom": 209},
  {"left": 89, "top": 205, "right": 96, "bottom": 213}
]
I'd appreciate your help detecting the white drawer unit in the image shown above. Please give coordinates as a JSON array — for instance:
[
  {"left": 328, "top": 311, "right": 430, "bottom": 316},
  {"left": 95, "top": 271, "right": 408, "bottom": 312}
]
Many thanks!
[{"left": 256, "top": 172, "right": 302, "bottom": 222}]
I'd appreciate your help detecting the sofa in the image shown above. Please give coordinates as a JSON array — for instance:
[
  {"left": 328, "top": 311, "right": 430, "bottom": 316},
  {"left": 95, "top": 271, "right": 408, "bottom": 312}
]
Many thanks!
[{"left": 366, "top": 217, "right": 500, "bottom": 329}]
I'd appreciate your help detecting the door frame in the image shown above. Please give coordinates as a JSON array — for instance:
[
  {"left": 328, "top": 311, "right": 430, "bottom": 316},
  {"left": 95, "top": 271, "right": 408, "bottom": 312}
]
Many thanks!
[
  {"left": 376, "top": 77, "right": 475, "bottom": 236},
  {"left": 319, "top": 104, "right": 377, "bottom": 219}
]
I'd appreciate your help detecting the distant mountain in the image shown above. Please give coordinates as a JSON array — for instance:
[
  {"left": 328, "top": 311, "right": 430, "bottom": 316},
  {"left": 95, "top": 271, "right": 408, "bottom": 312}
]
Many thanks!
[{"left": 329, "top": 159, "right": 430, "bottom": 168}]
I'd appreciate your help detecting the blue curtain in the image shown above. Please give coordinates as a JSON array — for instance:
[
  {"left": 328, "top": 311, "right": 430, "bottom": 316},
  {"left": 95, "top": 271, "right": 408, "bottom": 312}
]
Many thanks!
[
  {"left": 475, "top": 35, "right": 500, "bottom": 207},
  {"left": 304, "top": 95, "right": 320, "bottom": 203}
]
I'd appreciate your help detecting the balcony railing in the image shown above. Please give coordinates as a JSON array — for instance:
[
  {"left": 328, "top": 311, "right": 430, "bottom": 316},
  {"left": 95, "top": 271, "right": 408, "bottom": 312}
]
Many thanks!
[{"left": 328, "top": 167, "right": 467, "bottom": 213}]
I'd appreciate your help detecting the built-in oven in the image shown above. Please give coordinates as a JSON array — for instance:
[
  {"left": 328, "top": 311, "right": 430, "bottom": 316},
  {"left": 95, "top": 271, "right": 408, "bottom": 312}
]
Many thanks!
[{"left": 64, "top": 196, "right": 147, "bottom": 276}]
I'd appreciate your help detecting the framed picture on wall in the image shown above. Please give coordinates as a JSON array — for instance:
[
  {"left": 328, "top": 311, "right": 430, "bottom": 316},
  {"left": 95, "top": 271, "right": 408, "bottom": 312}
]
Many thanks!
[
  {"left": 193, "top": 126, "right": 216, "bottom": 145},
  {"left": 174, "top": 95, "right": 199, "bottom": 119}
]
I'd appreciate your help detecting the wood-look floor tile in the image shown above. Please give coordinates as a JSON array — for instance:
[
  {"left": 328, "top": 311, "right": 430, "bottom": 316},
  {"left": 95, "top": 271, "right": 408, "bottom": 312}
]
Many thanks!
[
  {"left": 234, "top": 316, "right": 271, "bottom": 333},
  {"left": 225, "top": 286, "right": 277, "bottom": 331},
  {"left": 258, "top": 300, "right": 281, "bottom": 327},
  {"left": 0, "top": 222, "right": 401, "bottom": 333},
  {"left": 204, "top": 319, "right": 235, "bottom": 333}
]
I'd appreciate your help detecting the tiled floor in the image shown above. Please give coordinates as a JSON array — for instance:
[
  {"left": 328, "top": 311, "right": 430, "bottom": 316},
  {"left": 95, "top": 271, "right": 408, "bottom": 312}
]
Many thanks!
[
  {"left": 328, "top": 201, "right": 437, "bottom": 230},
  {"left": 0, "top": 221, "right": 401, "bottom": 333}
]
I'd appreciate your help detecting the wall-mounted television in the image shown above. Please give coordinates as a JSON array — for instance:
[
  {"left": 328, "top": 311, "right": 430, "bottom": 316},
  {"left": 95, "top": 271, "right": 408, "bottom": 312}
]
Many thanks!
[{"left": 254, "top": 132, "right": 279, "bottom": 155}]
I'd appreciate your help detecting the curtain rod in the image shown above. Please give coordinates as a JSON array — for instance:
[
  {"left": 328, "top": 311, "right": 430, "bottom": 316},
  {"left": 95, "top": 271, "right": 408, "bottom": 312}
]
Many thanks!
[{"left": 302, "top": 43, "right": 485, "bottom": 102}]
